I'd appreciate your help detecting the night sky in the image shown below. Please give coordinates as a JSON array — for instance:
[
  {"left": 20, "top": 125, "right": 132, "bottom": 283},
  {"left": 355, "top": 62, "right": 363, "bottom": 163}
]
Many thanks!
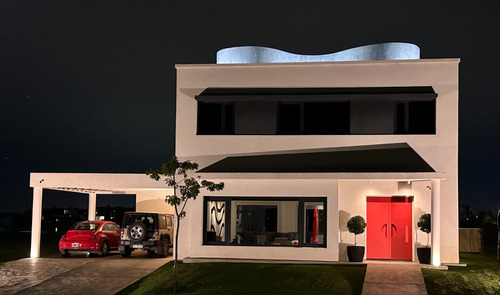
[{"left": 1, "top": 1, "right": 499, "bottom": 213}]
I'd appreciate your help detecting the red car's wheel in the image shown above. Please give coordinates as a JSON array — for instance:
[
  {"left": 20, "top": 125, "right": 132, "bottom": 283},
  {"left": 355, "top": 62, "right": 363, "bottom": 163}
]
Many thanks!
[
  {"left": 100, "top": 241, "right": 109, "bottom": 257},
  {"left": 61, "top": 250, "right": 70, "bottom": 257}
]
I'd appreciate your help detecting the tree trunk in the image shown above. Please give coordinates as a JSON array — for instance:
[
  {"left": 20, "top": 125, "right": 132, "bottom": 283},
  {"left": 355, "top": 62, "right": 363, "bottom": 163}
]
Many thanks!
[{"left": 174, "top": 215, "right": 180, "bottom": 292}]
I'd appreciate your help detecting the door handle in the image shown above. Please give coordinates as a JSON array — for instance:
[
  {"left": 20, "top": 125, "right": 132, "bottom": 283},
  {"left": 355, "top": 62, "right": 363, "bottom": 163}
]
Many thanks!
[
  {"left": 391, "top": 224, "right": 397, "bottom": 238},
  {"left": 381, "top": 224, "right": 387, "bottom": 238},
  {"left": 405, "top": 225, "right": 409, "bottom": 243}
]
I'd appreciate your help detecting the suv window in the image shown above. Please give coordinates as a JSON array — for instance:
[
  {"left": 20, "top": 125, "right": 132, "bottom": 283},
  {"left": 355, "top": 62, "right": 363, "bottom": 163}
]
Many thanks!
[
  {"left": 158, "top": 215, "right": 167, "bottom": 229},
  {"left": 122, "top": 213, "right": 158, "bottom": 229},
  {"left": 167, "top": 216, "right": 173, "bottom": 227}
]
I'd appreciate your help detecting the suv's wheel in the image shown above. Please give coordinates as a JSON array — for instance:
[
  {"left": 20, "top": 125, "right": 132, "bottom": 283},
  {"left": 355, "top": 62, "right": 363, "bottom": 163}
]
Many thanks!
[
  {"left": 99, "top": 241, "right": 109, "bottom": 257},
  {"left": 127, "top": 221, "right": 148, "bottom": 242},
  {"left": 158, "top": 237, "right": 170, "bottom": 258},
  {"left": 121, "top": 245, "right": 132, "bottom": 257}
]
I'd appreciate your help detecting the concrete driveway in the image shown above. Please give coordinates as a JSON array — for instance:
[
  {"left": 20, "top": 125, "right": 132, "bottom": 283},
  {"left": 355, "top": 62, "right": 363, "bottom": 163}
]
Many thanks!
[{"left": 0, "top": 251, "right": 171, "bottom": 295}]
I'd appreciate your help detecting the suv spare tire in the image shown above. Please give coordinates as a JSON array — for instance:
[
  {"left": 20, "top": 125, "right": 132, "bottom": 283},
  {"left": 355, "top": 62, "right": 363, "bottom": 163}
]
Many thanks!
[{"left": 127, "top": 221, "right": 148, "bottom": 242}]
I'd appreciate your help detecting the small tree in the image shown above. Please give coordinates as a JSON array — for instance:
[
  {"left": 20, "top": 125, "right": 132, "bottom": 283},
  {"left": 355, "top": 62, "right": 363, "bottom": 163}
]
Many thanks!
[
  {"left": 347, "top": 215, "right": 367, "bottom": 246},
  {"left": 417, "top": 213, "right": 431, "bottom": 247},
  {"left": 147, "top": 156, "right": 224, "bottom": 292}
]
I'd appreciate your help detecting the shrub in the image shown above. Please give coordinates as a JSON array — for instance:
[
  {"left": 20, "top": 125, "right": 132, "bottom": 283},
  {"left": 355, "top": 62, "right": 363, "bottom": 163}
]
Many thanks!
[
  {"left": 417, "top": 213, "right": 431, "bottom": 247},
  {"left": 347, "top": 215, "right": 366, "bottom": 246}
]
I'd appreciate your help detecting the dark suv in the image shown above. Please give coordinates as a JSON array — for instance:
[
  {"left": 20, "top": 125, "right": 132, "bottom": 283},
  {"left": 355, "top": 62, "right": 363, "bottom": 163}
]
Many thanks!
[{"left": 118, "top": 212, "right": 174, "bottom": 257}]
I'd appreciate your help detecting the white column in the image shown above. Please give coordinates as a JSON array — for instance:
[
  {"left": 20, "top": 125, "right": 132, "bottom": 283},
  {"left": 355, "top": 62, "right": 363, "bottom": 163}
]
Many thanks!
[
  {"left": 30, "top": 187, "right": 43, "bottom": 258},
  {"left": 431, "top": 179, "right": 441, "bottom": 266},
  {"left": 88, "top": 193, "right": 97, "bottom": 220}
]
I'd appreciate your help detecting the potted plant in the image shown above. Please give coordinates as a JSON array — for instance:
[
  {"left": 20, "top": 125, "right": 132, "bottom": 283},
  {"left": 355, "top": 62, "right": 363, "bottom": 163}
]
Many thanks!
[
  {"left": 347, "top": 215, "right": 367, "bottom": 262},
  {"left": 417, "top": 213, "right": 431, "bottom": 264}
]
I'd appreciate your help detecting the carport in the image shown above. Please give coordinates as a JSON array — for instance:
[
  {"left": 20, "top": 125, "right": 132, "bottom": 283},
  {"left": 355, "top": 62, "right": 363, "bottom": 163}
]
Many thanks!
[{"left": 29, "top": 173, "right": 174, "bottom": 258}]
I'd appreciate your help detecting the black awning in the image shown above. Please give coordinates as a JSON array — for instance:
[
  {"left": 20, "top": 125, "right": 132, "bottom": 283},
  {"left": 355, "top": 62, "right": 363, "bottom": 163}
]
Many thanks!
[
  {"left": 195, "top": 87, "right": 437, "bottom": 103},
  {"left": 198, "top": 86, "right": 436, "bottom": 96},
  {"left": 198, "top": 143, "right": 435, "bottom": 173}
]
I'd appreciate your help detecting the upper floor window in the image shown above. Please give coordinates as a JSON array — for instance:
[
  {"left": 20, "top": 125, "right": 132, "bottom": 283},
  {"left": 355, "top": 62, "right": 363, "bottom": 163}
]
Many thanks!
[
  {"left": 196, "top": 87, "right": 437, "bottom": 135},
  {"left": 197, "top": 102, "right": 234, "bottom": 135},
  {"left": 277, "top": 102, "right": 350, "bottom": 135},
  {"left": 395, "top": 101, "right": 436, "bottom": 134}
]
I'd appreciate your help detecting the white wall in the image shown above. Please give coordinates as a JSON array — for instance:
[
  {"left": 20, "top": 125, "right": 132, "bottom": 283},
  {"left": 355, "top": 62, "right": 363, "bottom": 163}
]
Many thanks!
[
  {"left": 177, "top": 179, "right": 339, "bottom": 262},
  {"left": 176, "top": 59, "right": 459, "bottom": 263}
]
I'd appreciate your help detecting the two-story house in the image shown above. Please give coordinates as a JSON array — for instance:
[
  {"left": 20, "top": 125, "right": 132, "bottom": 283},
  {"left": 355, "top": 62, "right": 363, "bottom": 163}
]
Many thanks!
[{"left": 175, "top": 43, "right": 459, "bottom": 266}]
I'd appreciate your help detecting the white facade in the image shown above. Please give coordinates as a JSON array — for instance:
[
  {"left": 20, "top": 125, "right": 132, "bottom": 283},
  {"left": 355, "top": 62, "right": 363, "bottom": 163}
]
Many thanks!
[{"left": 175, "top": 58, "right": 459, "bottom": 264}]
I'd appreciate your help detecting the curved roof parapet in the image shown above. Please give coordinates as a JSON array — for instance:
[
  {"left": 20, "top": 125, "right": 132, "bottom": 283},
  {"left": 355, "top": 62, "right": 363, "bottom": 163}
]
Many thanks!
[{"left": 216, "top": 43, "right": 420, "bottom": 64}]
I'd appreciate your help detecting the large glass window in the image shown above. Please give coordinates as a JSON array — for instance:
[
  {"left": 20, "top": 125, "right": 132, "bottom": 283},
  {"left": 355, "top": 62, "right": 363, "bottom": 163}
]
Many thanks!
[{"left": 203, "top": 197, "right": 326, "bottom": 247}]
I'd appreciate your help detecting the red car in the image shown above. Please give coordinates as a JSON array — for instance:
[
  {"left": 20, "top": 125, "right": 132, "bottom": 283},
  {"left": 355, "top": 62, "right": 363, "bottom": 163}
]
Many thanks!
[{"left": 59, "top": 220, "right": 120, "bottom": 257}]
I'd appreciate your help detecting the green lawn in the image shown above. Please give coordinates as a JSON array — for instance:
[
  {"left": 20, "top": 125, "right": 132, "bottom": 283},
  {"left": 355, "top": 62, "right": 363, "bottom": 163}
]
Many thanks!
[
  {"left": 117, "top": 262, "right": 366, "bottom": 295},
  {"left": 0, "top": 232, "right": 61, "bottom": 265},
  {"left": 423, "top": 253, "right": 500, "bottom": 295}
]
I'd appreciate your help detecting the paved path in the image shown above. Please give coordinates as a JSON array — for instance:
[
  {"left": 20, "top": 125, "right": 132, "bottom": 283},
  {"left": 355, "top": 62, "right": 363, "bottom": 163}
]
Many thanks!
[
  {"left": 361, "top": 262, "right": 427, "bottom": 295},
  {"left": 0, "top": 252, "right": 171, "bottom": 295}
]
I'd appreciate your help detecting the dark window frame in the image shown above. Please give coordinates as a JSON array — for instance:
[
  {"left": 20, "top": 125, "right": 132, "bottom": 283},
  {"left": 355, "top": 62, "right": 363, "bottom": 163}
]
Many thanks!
[{"left": 202, "top": 196, "right": 327, "bottom": 248}]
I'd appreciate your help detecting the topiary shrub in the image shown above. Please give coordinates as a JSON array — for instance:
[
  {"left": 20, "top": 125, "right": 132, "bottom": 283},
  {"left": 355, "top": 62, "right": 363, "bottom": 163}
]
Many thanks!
[
  {"left": 347, "top": 215, "right": 367, "bottom": 246},
  {"left": 417, "top": 213, "right": 431, "bottom": 247}
]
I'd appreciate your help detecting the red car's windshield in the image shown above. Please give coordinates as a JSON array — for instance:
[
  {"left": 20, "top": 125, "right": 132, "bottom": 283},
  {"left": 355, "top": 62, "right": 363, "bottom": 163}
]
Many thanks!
[{"left": 70, "top": 221, "right": 100, "bottom": 231}]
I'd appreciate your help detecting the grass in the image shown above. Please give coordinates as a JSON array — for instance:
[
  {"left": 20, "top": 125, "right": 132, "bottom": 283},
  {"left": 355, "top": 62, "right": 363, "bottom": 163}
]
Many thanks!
[
  {"left": 117, "top": 262, "right": 366, "bottom": 295},
  {"left": 423, "top": 253, "right": 500, "bottom": 295},
  {"left": 0, "top": 232, "right": 61, "bottom": 265}
]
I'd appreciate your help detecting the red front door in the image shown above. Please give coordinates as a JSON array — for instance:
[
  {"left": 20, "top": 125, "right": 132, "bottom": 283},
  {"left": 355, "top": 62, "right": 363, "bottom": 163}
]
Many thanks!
[{"left": 366, "top": 196, "right": 413, "bottom": 260}]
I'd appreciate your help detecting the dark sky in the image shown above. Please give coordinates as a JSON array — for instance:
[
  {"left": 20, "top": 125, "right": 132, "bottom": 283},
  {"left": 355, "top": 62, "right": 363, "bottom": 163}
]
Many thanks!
[{"left": 1, "top": 1, "right": 499, "bottom": 213}]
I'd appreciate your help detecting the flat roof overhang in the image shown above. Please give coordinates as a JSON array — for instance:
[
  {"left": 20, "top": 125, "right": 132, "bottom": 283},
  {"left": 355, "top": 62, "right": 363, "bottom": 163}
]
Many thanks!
[
  {"left": 195, "top": 86, "right": 437, "bottom": 103},
  {"left": 30, "top": 173, "right": 173, "bottom": 194},
  {"left": 195, "top": 171, "right": 445, "bottom": 181}
]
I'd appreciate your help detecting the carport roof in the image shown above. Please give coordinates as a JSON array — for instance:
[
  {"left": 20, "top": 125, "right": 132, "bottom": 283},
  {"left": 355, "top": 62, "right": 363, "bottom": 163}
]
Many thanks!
[{"left": 30, "top": 173, "right": 172, "bottom": 194}]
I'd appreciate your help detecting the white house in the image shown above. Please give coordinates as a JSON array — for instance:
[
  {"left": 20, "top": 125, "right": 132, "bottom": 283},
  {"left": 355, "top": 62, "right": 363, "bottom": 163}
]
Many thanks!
[{"left": 175, "top": 43, "right": 459, "bottom": 266}]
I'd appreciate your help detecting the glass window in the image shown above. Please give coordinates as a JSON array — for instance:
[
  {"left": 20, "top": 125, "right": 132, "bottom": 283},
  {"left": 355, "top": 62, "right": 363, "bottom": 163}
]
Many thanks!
[
  {"left": 304, "top": 102, "right": 350, "bottom": 134},
  {"left": 395, "top": 100, "right": 436, "bottom": 134},
  {"left": 278, "top": 103, "right": 301, "bottom": 134},
  {"left": 158, "top": 215, "right": 167, "bottom": 229},
  {"left": 206, "top": 200, "right": 227, "bottom": 243},
  {"left": 203, "top": 197, "right": 326, "bottom": 247},
  {"left": 197, "top": 102, "right": 234, "bottom": 135},
  {"left": 230, "top": 200, "right": 298, "bottom": 246},
  {"left": 71, "top": 221, "right": 100, "bottom": 231},
  {"left": 304, "top": 202, "right": 326, "bottom": 245},
  {"left": 103, "top": 223, "right": 119, "bottom": 232}
]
